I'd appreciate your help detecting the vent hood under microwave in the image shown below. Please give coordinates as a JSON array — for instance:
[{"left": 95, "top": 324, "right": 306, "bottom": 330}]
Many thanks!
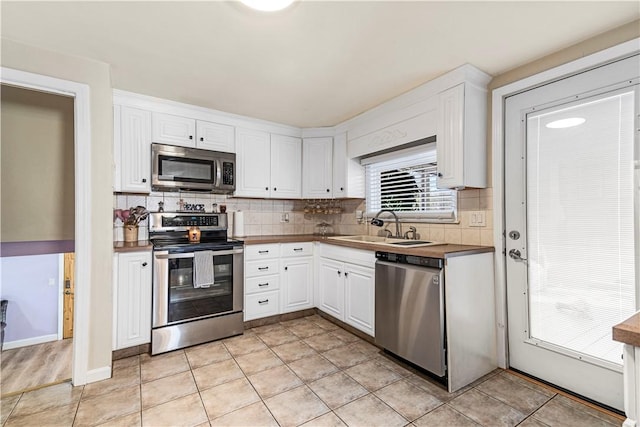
[{"left": 151, "top": 143, "right": 236, "bottom": 194}]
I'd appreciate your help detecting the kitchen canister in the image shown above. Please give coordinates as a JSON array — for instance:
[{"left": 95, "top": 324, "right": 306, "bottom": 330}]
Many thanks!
[{"left": 233, "top": 210, "right": 245, "bottom": 237}]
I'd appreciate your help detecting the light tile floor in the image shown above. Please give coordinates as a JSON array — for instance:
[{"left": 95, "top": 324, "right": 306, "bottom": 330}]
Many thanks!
[{"left": 1, "top": 314, "right": 625, "bottom": 427}]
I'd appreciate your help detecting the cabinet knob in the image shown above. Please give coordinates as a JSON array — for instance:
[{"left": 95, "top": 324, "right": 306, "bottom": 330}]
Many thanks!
[
  {"left": 274, "top": 187, "right": 277, "bottom": 191},
  {"left": 265, "top": 187, "right": 269, "bottom": 191},
  {"left": 200, "top": 137, "right": 204, "bottom": 142},
  {"left": 337, "top": 270, "right": 342, "bottom": 276},
  {"left": 284, "top": 266, "right": 288, "bottom": 271},
  {"left": 326, "top": 189, "right": 330, "bottom": 192},
  {"left": 344, "top": 272, "right": 348, "bottom": 277},
  {"left": 142, "top": 178, "right": 147, "bottom": 183},
  {"left": 142, "top": 262, "right": 148, "bottom": 267},
  {"left": 189, "top": 135, "right": 193, "bottom": 140},
  {"left": 340, "top": 187, "right": 344, "bottom": 191},
  {"left": 437, "top": 172, "right": 443, "bottom": 177}
]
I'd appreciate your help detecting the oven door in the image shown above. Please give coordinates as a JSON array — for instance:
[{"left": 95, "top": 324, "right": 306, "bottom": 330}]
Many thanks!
[{"left": 152, "top": 247, "right": 244, "bottom": 328}]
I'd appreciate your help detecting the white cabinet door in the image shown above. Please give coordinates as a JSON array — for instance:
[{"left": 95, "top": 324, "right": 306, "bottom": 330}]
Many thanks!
[
  {"left": 236, "top": 128, "right": 271, "bottom": 198},
  {"left": 317, "top": 258, "right": 344, "bottom": 320},
  {"left": 333, "top": 132, "right": 365, "bottom": 198},
  {"left": 270, "top": 134, "right": 302, "bottom": 199},
  {"left": 436, "top": 84, "right": 464, "bottom": 188},
  {"left": 152, "top": 112, "right": 196, "bottom": 147},
  {"left": 115, "top": 251, "right": 152, "bottom": 350},
  {"left": 281, "top": 257, "right": 314, "bottom": 313},
  {"left": 302, "top": 137, "right": 333, "bottom": 198},
  {"left": 344, "top": 263, "right": 375, "bottom": 336},
  {"left": 117, "top": 106, "right": 152, "bottom": 193},
  {"left": 196, "top": 120, "right": 234, "bottom": 152}
]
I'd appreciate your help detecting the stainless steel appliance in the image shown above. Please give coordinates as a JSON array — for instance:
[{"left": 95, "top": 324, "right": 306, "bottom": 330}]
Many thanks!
[
  {"left": 375, "top": 251, "right": 446, "bottom": 379},
  {"left": 150, "top": 212, "right": 244, "bottom": 355},
  {"left": 151, "top": 143, "right": 235, "bottom": 193}
]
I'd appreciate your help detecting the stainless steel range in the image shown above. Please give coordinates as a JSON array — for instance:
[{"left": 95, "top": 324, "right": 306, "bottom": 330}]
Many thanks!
[{"left": 149, "top": 211, "right": 244, "bottom": 355}]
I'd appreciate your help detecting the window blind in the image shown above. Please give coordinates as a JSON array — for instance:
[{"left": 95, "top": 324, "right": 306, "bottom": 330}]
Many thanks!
[{"left": 363, "top": 144, "right": 457, "bottom": 221}]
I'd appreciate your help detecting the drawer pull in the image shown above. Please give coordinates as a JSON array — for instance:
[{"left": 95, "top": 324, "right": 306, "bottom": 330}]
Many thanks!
[
  {"left": 258, "top": 250, "right": 269, "bottom": 254},
  {"left": 293, "top": 248, "right": 303, "bottom": 252},
  {"left": 258, "top": 299, "right": 269, "bottom": 304},
  {"left": 258, "top": 267, "right": 269, "bottom": 271},
  {"left": 258, "top": 283, "right": 269, "bottom": 287}
]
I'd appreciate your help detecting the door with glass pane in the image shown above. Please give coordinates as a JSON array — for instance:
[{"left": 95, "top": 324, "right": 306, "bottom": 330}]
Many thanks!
[{"left": 504, "top": 55, "right": 638, "bottom": 411}]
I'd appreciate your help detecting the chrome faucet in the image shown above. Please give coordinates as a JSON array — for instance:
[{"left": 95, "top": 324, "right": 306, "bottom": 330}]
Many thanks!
[{"left": 371, "top": 209, "right": 401, "bottom": 238}]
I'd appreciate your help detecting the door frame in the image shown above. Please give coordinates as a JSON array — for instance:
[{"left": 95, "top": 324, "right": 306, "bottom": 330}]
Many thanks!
[
  {"left": 491, "top": 38, "right": 640, "bottom": 368},
  {"left": 1, "top": 67, "right": 92, "bottom": 385}
]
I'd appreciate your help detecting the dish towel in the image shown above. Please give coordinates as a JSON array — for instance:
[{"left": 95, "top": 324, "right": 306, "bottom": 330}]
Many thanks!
[{"left": 194, "top": 250, "right": 215, "bottom": 288}]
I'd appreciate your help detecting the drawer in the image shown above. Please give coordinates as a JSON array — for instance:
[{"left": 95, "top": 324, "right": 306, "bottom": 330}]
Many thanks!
[
  {"left": 245, "top": 274, "right": 280, "bottom": 295},
  {"left": 245, "top": 291, "right": 279, "bottom": 321},
  {"left": 245, "top": 244, "right": 280, "bottom": 260},
  {"left": 281, "top": 242, "right": 313, "bottom": 258},
  {"left": 245, "top": 259, "right": 279, "bottom": 278}
]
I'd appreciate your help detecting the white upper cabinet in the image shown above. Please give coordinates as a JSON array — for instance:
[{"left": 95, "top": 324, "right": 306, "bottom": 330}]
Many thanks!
[
  {"left": 236, "top": 128, "right": 271, "bottom": 198},
  {"left": 302, "top": 137, "right": 333, "bottom": 198},
  {"left": 196, "top": 120, "right": 235, "bottom": 152},
  {"left": 236, "top": 129, "right": 302, "bottom": 199},
  {"left": 152, "top": 112, "right": 196, "bottom": 148},
  {"left": 332, "top": 132, "right": 364, "bottom": 198},
  {"left": 271, "top": 134, "right": 302, "bottom": 199},
  {"left": 436, "top": 83, "right": 487, "bottom": 189},
  {"left": 114, "top": 105, "right": 152, "bottom": 193},
  {"left": 152, "top": 112, "right": 234, "bottom": 152}
]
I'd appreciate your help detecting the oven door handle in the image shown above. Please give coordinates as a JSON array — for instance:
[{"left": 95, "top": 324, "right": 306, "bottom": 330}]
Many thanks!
[{"left": 154, "top": 248, "right": 244, "bottom": 259}]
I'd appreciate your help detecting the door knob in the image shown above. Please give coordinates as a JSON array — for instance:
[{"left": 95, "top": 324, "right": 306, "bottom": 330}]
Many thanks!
[
  {"left": 64, "top": 290, "right": 72, "bottom": 295},
  {"left": 508, "top": 249, "right": 527, "bottom": 262}
]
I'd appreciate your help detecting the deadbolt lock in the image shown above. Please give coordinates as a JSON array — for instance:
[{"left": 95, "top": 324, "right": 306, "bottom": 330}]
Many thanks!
[{"left": 509, "top": 230, "right": 520, "bottom": 240}]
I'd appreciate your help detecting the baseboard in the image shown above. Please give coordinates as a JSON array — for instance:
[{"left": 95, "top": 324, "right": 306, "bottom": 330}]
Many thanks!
[
  {"left": 85, "top": 366, "right": 111, "bottom": 384},
  {"left": 3, "top": 334, "right": 58, "bottom": 350}
]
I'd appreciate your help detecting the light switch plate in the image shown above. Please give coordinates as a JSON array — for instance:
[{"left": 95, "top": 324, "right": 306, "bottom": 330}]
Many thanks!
[{"left": 469, "top": 211, "right": 486, "bottom": 227}]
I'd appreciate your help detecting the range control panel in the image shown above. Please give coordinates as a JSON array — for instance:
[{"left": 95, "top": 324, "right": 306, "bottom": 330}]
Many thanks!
[
  {"left": 375, "top": 251, "right": 443, "bottom": 269},
  {"left": 162, "top": 215, "right": 219, "bottom": 227},
  {"left": 149, "top": 212, "right": 228, "bottom": 232}
]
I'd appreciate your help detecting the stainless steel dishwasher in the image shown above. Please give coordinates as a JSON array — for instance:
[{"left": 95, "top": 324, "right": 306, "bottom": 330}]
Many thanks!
[{"left": 375, "top": 251, "right": 446, "bottom": 378}]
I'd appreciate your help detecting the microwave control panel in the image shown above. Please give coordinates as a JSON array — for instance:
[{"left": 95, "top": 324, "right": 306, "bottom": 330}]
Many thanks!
[{"left": 222, "top": 162, "right": 234, "bottom": 186}]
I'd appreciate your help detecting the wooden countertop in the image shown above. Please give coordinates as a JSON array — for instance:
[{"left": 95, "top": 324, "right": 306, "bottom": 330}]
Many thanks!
[
  {"left": 613, "top": 311, "right": 640, "bottom": 347},
  {"left": 241, "top": 234, "right": 494, "bottom": 259},
  {"left": 113, "top": 240, "right": 153, "bottom": 253}
]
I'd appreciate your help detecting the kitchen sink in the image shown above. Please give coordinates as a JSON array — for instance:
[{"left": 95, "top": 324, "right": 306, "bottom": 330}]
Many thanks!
[{"left": 328, "top": 235, "right": 443, "bottom": 248}]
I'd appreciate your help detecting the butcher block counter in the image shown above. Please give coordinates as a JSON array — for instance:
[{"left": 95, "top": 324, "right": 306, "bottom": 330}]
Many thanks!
[
  {"left": 613, "top": 311, "right": 640, "bottom": 347},
  {"left": 241, "top": 234, "right": 494, "bottom": 258}
]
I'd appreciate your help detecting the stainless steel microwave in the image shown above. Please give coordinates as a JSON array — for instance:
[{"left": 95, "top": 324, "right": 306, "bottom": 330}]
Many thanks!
[{"left": 151, "top": 143, "right": 235, "bottom": 193}]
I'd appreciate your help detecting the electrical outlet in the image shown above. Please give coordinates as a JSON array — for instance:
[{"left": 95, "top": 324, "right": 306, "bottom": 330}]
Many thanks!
[
  {"left": 469, "top": 211, "right": 486, "bottom": 227},
  {"left": 281, "top": 213, "right": 289, "bottom": 223}
]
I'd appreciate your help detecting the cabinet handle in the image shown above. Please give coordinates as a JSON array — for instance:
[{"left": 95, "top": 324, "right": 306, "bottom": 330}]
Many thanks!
[
  {"left": 189, "top": 135, "right": 193, "bottom": 140},
  {"left": 258, "top": 267, "right": 269, "bottom": 271},
  {"left": 326, "top": 189, "right": 330, "bottom": 192},
  {"left": 344, "top": 272, "right": 348, "bottom": 277},
  {"left": 258, "top": 250, "right": 269, "bottom": 254},
  {"left": 142, "top": 262, "right": 148, "bottom": 267},
  {"left": 142, "top": 178, "right": 147, "bottom": 183},
  {"left": 265, "top": 187, "right": 269, "bottom": 191},
  {"left": 274, "top": 187, "right": 277, "bottom": 191},
  {"left": 337, "top": 270, "right": 342, "bottom": 276},
  {"left": 293, "top": 248, "right": 303, "bottom": 252},
  {"left": 340, "top": 187, "right": 344, "bottom": 191},
  {"left": 284, "top": 266, "right": 288, "bottom": 271},
  {"left": 200, "top": 137, "right": 204, "bottom": 141},
  {"left": 258, "top": 299, "right": 269, "bottom": 304},
  {"left": 258, "top": 283, "right": 269, "bottom": 287}
]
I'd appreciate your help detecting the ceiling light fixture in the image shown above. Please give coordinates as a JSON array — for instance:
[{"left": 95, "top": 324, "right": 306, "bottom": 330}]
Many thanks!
[
  {"left": 545, "top": 117, "right": 586, "bottom": 129},
  {"left": 240, "top": 0, "right": 295, "bottom": 12}
]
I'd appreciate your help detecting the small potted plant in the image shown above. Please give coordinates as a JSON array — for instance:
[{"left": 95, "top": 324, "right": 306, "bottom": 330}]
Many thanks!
[{"left": 122, "top": 206, "right": 149, "bottom": 242}]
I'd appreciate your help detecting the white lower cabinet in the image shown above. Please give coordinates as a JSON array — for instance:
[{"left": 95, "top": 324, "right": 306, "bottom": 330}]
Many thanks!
[
  {"left": 281, "top": 256, "right": 314, "bottom": 313},
  {"left": 317, "top": 244, "right": 375, "bottom": 336},
  {"left": 245, "top": 242, "right": 314, "bottom": 321},
  {"left": 113, "top": 251, "right": 152, "bottom": 350}
]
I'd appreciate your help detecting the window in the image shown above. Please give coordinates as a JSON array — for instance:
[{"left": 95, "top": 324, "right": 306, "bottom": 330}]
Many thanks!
[{"left": 363, "top": 143, "right": 457, "bottom": 222}]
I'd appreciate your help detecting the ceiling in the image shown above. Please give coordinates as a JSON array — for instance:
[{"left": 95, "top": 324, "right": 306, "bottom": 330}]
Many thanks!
[{"left": 1, "top": 1, "right": 637, "bottom": 128}]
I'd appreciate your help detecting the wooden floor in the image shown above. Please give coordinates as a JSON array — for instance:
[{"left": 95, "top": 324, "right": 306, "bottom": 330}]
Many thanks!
[{"left": 1, "top": 339, "right": 72, "bottom": 396}]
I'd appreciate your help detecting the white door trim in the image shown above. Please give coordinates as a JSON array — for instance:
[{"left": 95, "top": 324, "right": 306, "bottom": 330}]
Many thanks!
[
  {"left": 1, "top": 67, "right": 92, "bottom": 386},
  {"left": 491, "top": 38, "right": 640, "bottom": 368}
]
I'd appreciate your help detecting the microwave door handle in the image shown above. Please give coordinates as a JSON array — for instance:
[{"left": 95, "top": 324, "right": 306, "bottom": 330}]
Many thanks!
[{"left": 215, "top": 159, "right": 222, "bottom": 188}]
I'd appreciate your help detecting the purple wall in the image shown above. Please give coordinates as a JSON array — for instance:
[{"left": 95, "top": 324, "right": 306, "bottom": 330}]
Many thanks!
[{"left": 1, "top": 254, "right": 60, "bottom": 344}]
